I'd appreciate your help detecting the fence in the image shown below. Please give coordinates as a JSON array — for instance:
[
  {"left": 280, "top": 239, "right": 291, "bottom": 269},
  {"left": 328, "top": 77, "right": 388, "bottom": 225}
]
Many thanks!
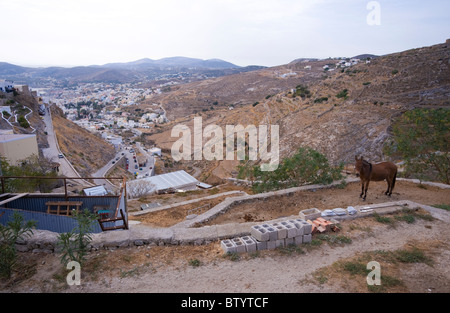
[{"left": 0, "top": 176, "right": 128, "bottom": 233}]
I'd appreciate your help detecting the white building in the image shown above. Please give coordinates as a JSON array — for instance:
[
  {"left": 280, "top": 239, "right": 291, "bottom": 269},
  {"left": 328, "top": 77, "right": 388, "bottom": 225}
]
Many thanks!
[
  {"left": 0, "top": 80, "right": 14, "bottom": 93},
  {"left": 149, "top": 147, "right": 162, "bottom": 157}
]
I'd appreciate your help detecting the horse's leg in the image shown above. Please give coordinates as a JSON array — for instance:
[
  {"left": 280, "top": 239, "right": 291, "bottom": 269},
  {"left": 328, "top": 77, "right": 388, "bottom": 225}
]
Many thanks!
[
  {"left": 360, "top": 180, "right": 365, "bottom": 198},
  {"left": 385, "top": 178, "right": 391, "bottom": 196},
  {"left": 363, "top": 180, "right": 370, "bottom": 201}
]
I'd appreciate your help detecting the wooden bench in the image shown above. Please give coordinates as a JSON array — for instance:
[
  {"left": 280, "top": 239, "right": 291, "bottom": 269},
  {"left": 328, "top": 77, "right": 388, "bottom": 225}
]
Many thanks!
[{"left": 46, "top": 201, "right": 83, "bottom": 216}]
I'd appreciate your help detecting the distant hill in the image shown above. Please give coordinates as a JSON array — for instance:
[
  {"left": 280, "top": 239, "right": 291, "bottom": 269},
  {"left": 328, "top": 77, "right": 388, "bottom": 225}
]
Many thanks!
[
  {"left": 0, "top": 62, "right": 31, "bottom": 75},
  {"left": 103, "top": 57, "right": 240, "bottom": 70},
  {"left": 0, "top": 57, "right": 251, "bottom": 85},
  {"left": 351, "top": 54, "right": 379, "bottom": 60}
]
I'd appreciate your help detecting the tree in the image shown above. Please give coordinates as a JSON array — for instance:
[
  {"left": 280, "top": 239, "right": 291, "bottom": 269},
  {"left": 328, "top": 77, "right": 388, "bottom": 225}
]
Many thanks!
[
  {"left": 385, "top": 108, "right": 449, "bottom": 183},
  {"left": 0, "top": 155, "right": 60, "bottom": 193}
]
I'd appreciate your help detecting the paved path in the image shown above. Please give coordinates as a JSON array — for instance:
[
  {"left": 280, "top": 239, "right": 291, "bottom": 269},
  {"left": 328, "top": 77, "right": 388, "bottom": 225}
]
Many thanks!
[{"left": 41, "top": 108, "right": 83, "bottom": 179}]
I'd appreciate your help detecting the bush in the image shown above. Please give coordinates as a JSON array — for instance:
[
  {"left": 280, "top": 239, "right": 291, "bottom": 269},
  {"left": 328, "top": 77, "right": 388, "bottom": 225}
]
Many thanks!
[
  {"left": 384, "top": 108, "right": 449, "bottom": 183},
  {"left": 245, "top": 147, "right": 343, "bottom": 193},
  {"left": 314, "top": 97, "right": 328, "bottom": 103},
  {"left": 336, "top": 89, "right": 348, "bottom": 99},
  {"left": 294, "top": 85, "right": 311, "bottom": 99},
  {"left": 17, "top": 116, "right": 29, "bottom": 128},
  {"left": 57, "top": 210, "right": 98, "bottom": 266},
  {"left": 0, "top": 212, "right": 36, "bottom": 279}
]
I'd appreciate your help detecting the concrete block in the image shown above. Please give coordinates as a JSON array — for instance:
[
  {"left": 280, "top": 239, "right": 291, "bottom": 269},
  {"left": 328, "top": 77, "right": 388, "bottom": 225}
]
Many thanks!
[
  {"left": 232, "top": 237, "right": 246, "bottom": 253},
  {"left": 241, "top": 236, "right": 257, "bottom": 253},
  {"left": 280, "top": 221, "right": 297, "bottom": 238},
  {"left": 284, "top": 237, "right": 294, "bottom": 246},
  {"left": 221, "top": 239, "right": 236, "bottom": 254},
  {"left": 299, "top": 208, "right": 321, "bottom": 220},
  {"left": 332, "top": 208, "right": 347, "bottom": 216},
  {"left": 275, "top": 239, "right": 285, "bottom": 248},
  {"left": 251, "top": 225, "right": 270, "bottom": 242},
  {"left": 293, "top": 235, "right": 303, "bottom": 245},
  {"left": 287, "top": 219, "right": 304, "bottom": 236},
  {"left": 303, "top": 234, "right": 312, "bottom": 243},
  {"left": 267, "top": 240, "right": 277, "bottom": 250},
  {"left": 255, "top": 239, "right": 267, "bottom": 251},
  {"left": 271, "top": 223, "right": 287, "bottom": 239},
  {"left": 262, "top": 225, "right": 278, "bottom": 241},
  {"left": 295, "top": 219, "right": 312, "bottom": 235}
]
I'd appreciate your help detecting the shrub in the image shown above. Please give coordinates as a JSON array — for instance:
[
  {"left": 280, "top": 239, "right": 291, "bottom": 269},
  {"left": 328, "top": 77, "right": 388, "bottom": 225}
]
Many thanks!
[
  {"left": 0, "top": 212, "right": 36, "bottom": 279},
  {"left": 336, "top": 89, "right": 348, "bottom": 99},
  {"left": 57, "top": 210, "right": 98, "bottom": 266},
  {"left": 17, "top": 116, "right": 29, "bottom": 128},
  {"left": 248, "top": 147, "right": 343, "bottom": 193},
  {"left": 314, "top": 97, "right": 328, "bottom": 103},
  {"left": 384, "top": 108, "right": 449, "bottom": 183}
]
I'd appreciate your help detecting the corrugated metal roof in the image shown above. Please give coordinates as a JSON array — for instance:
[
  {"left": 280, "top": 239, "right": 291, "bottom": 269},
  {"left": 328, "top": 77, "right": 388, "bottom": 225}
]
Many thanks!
[
  {"left": 147, "top": 170, "right": 198, "bottom": 190},
  {"left": 83, "top": 185, "right": 108, "bottom": 196},
  {"left": 127, "top": 170, "right": 199, "bottom": 195}
]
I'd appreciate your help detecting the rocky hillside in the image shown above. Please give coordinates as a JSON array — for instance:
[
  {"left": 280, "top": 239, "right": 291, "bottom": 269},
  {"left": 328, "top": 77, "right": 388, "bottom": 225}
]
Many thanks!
[
  {"left": 143, "top": 40, "right": 449, "bottom": 179},
  {"left": 141, "top": 58, "right": 333, "bottom": 119},
  {"left": 50, "top": 105, "right": 116, "bottom": 177}
]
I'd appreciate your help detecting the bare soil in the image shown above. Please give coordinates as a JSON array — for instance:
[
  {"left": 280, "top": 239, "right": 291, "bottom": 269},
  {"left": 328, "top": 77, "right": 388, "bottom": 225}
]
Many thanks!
[
  {"left": 1, "top": 180, "right": 449, "bottom": 293},
  {"left": 201, "top": 180, "right": 450, "bottom": 225},
  {"left": 128, "top": 195, "right": 232, "bottom": 228}
]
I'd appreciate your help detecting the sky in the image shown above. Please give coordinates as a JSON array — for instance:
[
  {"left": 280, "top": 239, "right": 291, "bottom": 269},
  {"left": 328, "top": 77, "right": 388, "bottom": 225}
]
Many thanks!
[{"left": 0, "top": 0, "right": 449, "bottom": 68}]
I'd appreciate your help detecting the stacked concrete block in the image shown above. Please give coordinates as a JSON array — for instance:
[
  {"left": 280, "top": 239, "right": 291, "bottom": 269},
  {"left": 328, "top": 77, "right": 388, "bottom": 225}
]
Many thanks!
[
  {"left": 221, "top": 217, "right": 316, "bottom": 254},
  {"left": 241, "top": 236, "right": 257, "bottom": 253},
  {"left": 303, "top": 234, "right": 312, "bottom": 243},
  {"left": 271, "top": 223, "right": 288, "bottom": 239},
  {"left": 250, "top": 225, "right": 269, "bottom": 242},
  {"left": 231, "top": 237, "right": 246, "bottom": 253},
  {"left": 221, "top": 239, "right": 236, "bottom": 254}
]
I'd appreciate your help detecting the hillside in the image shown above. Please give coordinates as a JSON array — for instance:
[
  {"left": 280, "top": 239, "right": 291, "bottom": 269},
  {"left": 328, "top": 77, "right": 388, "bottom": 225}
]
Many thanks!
[
  {"left": 142, "top": 40, "right": 450, "bottom": 180},
  {"left": 142, "top": 59, "right": 333, "bottom": 119},
  {"left": 50, "top": 105, "right": 116, "bottom": 177}
]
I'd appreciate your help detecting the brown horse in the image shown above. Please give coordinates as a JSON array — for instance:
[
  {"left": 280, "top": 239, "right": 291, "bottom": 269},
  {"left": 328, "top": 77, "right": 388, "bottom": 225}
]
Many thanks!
[{"left": 355, "top": 156, "right": 398, "bottom": 201}]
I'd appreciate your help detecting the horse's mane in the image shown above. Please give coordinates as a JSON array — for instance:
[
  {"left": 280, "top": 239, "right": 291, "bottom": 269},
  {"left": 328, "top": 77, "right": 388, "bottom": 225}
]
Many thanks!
[{"left": 362, "top": 159, "right": 371, "bottom": 166}]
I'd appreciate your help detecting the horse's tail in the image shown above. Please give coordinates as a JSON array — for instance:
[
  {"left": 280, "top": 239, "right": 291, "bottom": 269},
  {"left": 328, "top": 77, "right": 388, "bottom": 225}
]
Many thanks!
[{"left": 391, "top": 169, "right": 397, "bottom": 191}]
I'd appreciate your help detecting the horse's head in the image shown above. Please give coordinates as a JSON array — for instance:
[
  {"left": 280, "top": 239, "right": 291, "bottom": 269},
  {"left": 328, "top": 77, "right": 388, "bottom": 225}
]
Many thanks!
[{"left": 354, "top": 156, "right": 363, "bottom": 176}]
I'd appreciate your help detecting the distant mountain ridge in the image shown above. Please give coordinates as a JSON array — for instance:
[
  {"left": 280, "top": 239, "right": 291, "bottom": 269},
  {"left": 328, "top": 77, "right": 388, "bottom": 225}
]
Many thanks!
[
  {"left": 101, "top": 56, "right": 240, "bottom": 70},
  {"left": 0, "top": 57, "right": 259, "bottom": 85}
]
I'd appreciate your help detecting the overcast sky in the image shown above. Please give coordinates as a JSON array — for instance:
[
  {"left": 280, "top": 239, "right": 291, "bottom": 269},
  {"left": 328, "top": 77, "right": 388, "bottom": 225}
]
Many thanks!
[{"left": 1, "top": 0, "right": 449, "bottom": 67}]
